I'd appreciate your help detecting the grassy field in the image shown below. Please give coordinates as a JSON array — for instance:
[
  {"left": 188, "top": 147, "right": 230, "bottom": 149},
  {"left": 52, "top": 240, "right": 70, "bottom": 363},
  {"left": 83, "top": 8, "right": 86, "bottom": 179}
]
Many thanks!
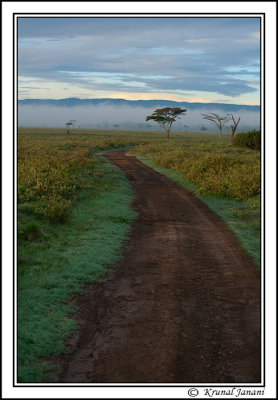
[{"left": 17, "top": 127, "right": 261, "bottom": 382}]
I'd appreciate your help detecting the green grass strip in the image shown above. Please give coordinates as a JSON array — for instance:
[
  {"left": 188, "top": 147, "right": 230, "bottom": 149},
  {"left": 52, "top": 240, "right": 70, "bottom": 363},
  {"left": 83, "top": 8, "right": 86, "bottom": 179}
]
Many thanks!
[
  {"left": 128, "top": 154, "right": 260, "bottom": 268},
  {"left": 17, "top": 157, "right": 137, "bottom": 382}
]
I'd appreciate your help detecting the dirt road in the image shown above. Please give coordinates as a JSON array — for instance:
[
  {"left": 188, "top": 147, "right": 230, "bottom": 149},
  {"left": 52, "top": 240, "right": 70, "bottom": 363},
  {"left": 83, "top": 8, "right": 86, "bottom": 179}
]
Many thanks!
[{"left": 49, "top": 150, "right": 261, "bottom": 384}]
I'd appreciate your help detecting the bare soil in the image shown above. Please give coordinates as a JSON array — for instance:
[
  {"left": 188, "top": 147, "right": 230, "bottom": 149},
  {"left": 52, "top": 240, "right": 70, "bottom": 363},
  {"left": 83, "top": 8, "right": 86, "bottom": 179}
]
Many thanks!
[{"left": 47, "top": 150, "right": 261, "bottom": 384}]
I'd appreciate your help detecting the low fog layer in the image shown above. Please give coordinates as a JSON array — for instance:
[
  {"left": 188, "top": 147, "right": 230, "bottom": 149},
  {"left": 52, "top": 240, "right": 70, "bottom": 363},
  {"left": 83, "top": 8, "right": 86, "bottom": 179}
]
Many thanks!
[{"left": 18, "top": 104, "right": 260, "bottom": 132}]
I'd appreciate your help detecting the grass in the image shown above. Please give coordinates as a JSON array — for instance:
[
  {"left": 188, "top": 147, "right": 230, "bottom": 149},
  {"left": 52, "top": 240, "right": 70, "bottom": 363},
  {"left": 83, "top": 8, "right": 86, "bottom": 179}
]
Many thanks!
[{"left": 17, "top": 155, "right": 137, "bottom": 382}]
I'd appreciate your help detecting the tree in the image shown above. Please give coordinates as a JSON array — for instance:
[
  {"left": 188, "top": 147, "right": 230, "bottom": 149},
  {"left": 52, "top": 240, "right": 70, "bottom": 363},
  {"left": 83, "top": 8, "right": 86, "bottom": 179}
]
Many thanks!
[
  {"left": 201, "top": 113, "right": 231, "bottom": 141},
  {"left": 146, "top": 107, "right": 187, "bottom": 139},
  {"left": 228, "top": 114, "right": 240, "bottom": 145},
  {"left": 65, "top": 121, "right": 73, "bottom": 134}
]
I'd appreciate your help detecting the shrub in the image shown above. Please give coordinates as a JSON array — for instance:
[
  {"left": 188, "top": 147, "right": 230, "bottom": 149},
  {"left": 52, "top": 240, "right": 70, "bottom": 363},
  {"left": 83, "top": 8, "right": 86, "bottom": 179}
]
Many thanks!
[
  {"left": 17, "top": 132, "right": 140, "bottom": 224},
  {"left": 18, "top": 222, "right": 41, "bottom": 241},
  {"left": 233, "top": 130, "right": 261, "bottom": 150},
  {"left": 18, "top": 137, "right": 97, "bottom": 222},
  {"left": 35, "top": 197, "right": 72, "bottom": 223},
  {"left": 132, "top": 140, "right": 260, "bottom": 200}
]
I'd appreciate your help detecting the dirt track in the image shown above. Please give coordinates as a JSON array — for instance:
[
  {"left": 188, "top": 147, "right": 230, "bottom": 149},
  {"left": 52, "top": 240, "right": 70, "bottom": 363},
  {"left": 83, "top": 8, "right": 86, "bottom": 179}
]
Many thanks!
[{"left": 48, "top": 150, "right": 261, "bottom": 384}]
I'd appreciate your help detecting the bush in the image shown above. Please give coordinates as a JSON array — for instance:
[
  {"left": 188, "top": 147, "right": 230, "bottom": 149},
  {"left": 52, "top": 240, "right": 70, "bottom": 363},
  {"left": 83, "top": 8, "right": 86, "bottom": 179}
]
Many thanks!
[
  {"left": 131, "top": 140, "right": 260, "bottom": 200},
  {"left": 35, "top": 197, "right": 72, "bottom": 223},
  {"left": 18, "top": 222, "right": 41, "bottom": 241},
  {"left": 17, "top": 132, "right": 141, "bottom": 225},
  {"left": 233, "top": 130, "right": 261, "bottom": 150}
]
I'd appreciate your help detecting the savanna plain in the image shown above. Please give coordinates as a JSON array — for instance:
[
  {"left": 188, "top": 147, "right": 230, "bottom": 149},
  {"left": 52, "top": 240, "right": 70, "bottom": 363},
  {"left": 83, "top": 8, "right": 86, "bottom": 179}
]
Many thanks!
[{"left": 17, "top": 127, "right": 261, "bottom": 383}]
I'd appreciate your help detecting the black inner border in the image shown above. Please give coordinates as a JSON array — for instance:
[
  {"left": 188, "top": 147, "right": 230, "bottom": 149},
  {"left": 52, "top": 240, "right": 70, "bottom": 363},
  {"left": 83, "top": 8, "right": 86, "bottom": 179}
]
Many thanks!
[{"left": 13, "top": 12, "right": 266, "bottom": 390}]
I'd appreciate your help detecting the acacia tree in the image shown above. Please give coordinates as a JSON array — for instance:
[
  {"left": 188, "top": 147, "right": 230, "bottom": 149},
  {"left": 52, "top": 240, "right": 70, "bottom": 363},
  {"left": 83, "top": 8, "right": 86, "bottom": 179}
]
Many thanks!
[
  {"left": 146, "top": 107, "right": 187, "bottom": 139},
  {"left": 65, "top": 121, "right": 73, "bottom": 134},
  {"left": 228, "top": 114, "right": 240, "bottom": 145},
  {"left": 201, "top": 113, "right": 231, "bottom": 141}
]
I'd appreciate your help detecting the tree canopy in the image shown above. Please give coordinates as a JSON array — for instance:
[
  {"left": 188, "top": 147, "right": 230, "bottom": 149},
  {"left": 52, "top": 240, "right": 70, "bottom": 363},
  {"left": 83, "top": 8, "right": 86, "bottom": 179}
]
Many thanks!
[{"left": 201, "top": 113, "right": 231, "bottom": 140}]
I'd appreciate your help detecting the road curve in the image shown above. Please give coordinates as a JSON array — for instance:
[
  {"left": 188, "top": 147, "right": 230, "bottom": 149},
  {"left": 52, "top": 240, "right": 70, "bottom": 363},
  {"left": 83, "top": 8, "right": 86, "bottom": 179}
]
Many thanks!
[{"left": 48, "top": 150, "right": 261, "bottom": 384}]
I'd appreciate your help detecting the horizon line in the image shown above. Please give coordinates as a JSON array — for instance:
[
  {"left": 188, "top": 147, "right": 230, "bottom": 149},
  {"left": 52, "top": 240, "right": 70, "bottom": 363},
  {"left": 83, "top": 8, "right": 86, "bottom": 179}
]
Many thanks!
[{"left": 18, "top": 97, "right": 260, "bottom": 107}]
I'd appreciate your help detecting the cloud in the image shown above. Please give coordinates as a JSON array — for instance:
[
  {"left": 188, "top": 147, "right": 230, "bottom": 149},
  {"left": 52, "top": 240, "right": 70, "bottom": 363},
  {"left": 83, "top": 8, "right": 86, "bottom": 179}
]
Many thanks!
[
  {"left": 20, "top": 86, "right": 50, "bottom": 89},
  {"left": 18, "top": 17, "right": 260, "bottom": 41},
  {"left": 17, "top": 17, "right": 260, "bottom": 101}
]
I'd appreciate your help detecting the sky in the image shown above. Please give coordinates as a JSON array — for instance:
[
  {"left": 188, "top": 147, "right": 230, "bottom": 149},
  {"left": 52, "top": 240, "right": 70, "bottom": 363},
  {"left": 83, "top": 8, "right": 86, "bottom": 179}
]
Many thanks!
[{"left": 18, "top": 17, "right": 261, "bottom": 105}]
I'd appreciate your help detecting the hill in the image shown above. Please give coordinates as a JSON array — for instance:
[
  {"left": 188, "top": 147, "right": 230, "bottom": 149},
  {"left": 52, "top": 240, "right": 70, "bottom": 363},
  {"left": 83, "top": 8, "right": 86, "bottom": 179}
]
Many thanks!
[{"left": 18, "top": 98, "right": 260, "bottom": 112}]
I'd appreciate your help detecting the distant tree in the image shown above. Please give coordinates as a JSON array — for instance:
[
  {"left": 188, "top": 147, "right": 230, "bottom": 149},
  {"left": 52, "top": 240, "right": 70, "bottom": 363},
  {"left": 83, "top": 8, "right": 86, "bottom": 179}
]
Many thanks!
[
  {"left": 201, "top": 113, "right": 231, "bottom": 140},
  {"left": 146, "top": 107, "right": 187, "bottom": 139},
  {"left": 65, "top": 121, "right": 72, "bottom": 134},
  {"left": 200, "top": 126, "right": 208, "bottom": 131},
  {"left": 228, "top": 114, "right": 241, "bottom": 145},
  {"left": 184, "top": 125, "right": 189, "bottom": 132}
]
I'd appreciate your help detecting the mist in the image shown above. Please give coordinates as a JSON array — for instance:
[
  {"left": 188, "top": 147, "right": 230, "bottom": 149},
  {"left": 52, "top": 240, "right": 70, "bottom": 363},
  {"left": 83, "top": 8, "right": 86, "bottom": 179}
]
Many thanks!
[{"left": 18, "top": 104, "right": 260, "bottom": 132}]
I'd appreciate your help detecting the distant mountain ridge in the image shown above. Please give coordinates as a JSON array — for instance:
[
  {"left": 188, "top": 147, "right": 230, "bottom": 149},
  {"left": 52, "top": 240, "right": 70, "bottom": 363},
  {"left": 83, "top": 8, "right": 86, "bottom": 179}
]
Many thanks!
[{"left": 18, "top": 98, "right": 260, "bottom": 112}]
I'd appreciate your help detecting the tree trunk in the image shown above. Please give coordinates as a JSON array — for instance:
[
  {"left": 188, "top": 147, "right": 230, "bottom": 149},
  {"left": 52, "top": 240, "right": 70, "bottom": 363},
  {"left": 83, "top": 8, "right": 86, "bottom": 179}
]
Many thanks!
[
  {"left": 231, "top": 128, "right": 235, "bottom": 145},
  {"left": 219, "top": 127, "right": 222, "bottom": 141},
  {"left": 167, "top": 130, "right": 170, "bottom": 139}
]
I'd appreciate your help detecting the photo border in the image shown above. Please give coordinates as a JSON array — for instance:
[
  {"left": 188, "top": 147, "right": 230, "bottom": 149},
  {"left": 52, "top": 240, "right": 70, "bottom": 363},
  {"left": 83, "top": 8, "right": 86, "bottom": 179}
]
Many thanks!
[
  {"left": 3, "top": 4, "right": 275, "bottom": 398},
  {"left": 13, "top": 11, "right": 265, "bottom": 388}
]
